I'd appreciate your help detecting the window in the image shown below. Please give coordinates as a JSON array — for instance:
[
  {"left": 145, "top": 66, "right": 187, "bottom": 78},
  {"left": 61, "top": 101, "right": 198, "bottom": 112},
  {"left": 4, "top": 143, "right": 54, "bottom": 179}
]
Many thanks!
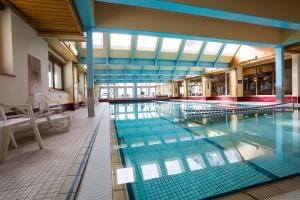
[
  {"left": 209, "top": 73, "right": 229, "bottom": 96},
  {"left": 203, "top": 42, "right": 223, "bottom": 55},
  {"left": 137, "top": 35, "right": 158, "bottom": 51},
  {"left": 183, "top": 40, "right": 203, "bottom": 54},
  {"left": 48, "top": 61, "right": 53, "bottom": 88},
  {"left": 222, "top": 44, "right": 240, "bottom": 57},
  {"left": 110, "top": 33, "right": 132, "bottom": 50},
  {"left": 243, "top": 64, "right": 275, "bottom": 96},
  {"left": 81, "top": 32, "right": 104, "bottom": 49},
  {"left": 161, "top": 38, "right": 182, "bottom": 53},
  {"left": 188, "top": 78, "right": 202, "bottom": 96},
  {"left": 48, "top": 55, "right": 63, "bottom": 90}
]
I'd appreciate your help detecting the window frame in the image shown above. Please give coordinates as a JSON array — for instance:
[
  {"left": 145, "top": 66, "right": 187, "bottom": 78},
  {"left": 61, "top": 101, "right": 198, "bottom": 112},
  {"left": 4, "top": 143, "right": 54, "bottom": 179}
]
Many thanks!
[{"left": 48, "top": 54, "right": 64, "bottom": 91}]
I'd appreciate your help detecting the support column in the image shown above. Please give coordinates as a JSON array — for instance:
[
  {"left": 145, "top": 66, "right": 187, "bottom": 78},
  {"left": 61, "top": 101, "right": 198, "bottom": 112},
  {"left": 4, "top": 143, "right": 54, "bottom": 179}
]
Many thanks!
[
  {"left": 292, "top": 55, "right": 300, "bottom": 100},
  {"left": 229, "top": 68, "right": 237, "bottom": 97},
  {"left": 134, "top": 82, "right": 138, "bottom": 99},
  {"left": 202, "top": 76, "right": 206, "bottom": 97},
  {"left": 183, "top": 80, "right": 189, "bottom": 98},
  {"left": 275, "top": 47, "right": 285, "bottom": 103},
  {"left": 225, "top": 71, "right": 228, "bottom": 96},
  {"left": 86, "top": 28, "right": 95, "bottom": 117},
  {"left": 236, "top": 67, "right": 243, "bottom": 97}
]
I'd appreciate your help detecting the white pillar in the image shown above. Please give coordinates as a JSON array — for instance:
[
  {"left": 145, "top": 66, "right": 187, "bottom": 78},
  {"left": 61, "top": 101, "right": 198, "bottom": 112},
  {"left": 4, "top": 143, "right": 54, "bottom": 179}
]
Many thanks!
[
  {"left": 275, "top": 47, "right": 285, "bottom": 103},
  {"left": 292, "top": 55, "right": 300, "bottom": 98},
  {"left": 225, "top": 71, "right": 228, "bottom": 96},
  {"left": 229, "top": 68, "right": 237, "bottom": 97},
  {"left": 236, "top": 67, "right": 243, "bottom": 97}
]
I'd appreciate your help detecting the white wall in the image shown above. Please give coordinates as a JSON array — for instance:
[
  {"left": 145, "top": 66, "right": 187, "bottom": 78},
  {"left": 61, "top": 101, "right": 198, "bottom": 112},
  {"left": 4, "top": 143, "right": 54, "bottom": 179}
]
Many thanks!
[
  {"left": 0, "top": 8, "right": 73, "bottom": 106},
  {"left": 0, "top": 9, "right": 48, "bottom": 105}
]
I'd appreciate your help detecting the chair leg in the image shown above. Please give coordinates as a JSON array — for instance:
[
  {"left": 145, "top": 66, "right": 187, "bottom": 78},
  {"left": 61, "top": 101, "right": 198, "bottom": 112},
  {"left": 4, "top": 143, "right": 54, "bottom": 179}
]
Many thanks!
[
  {"left": 0, "top": 128, "right": 11, "bottom": 163},
  {"left": 46, "top": 116, "right": 59, "bottom": 133},
  {"left": 27, "top": 106, "right": 44, "bottom": 149},
  {"left": 9, "top": 131, "right": 18, "bottom": 148},
  {"left": 66, "top": 116, "right": 72, "bottom": 131}
]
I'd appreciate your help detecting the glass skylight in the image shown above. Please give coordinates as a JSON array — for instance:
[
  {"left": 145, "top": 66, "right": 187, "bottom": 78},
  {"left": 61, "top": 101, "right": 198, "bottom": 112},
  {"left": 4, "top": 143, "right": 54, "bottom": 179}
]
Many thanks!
[
  {"left": 137, "top": 35, "right": 158, "bottom": 51},
  {"left": 81, "top": 32, "right": 103, "bottom": 49},
  {"left": 203, "top": 42, "right": 223, "bottom": 55},
  {"left": 186, "top": 154, "right": 206, "bottom": 171},
  {"left": 161, "top": 38, "right": 182, "bottom": 53},
  {"left": 110, "top": 33, "right": 132, "bottom": 50},
  {"left": 165, "top": 159, "right": 184, "bottom": 175},
  {"left": 183, "top": 40, "right": 203, "bottom": 54},
  {"left": 222, "top": 44, "right": 240, "bottom": 56},
  {"left": 141, "top": 163, "right": 160, "bottom": 180},
  {"left": 116, "top": 167, "right": 135, "bottom": 184}
]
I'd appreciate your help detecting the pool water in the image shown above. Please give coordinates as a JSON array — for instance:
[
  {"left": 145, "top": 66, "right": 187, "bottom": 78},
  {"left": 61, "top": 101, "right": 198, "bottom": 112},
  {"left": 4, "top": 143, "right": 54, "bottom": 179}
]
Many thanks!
[{"left": 112, "top": 102, "right": 300, "bottom": 200}]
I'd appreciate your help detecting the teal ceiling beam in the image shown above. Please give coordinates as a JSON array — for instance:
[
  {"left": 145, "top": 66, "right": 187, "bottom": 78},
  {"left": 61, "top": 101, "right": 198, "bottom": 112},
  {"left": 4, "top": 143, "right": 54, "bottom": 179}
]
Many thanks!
[
  {"left": 73, "top": 0, "right": 95, "bottom": 28},
  {"left": 95, "top": 0, "right": 300, "bottom": 30},
  {"left": 80, "top": 57, "right": 229, "bottom": 68},
  {"left": 195, "top": 42, "right": 207, "bottom": 67},
  {"left": 213, "top": 43, "right": 226, "bottom": 67},
  {"left": 172, "top": 40, "right": 186, "bottom": 80}
]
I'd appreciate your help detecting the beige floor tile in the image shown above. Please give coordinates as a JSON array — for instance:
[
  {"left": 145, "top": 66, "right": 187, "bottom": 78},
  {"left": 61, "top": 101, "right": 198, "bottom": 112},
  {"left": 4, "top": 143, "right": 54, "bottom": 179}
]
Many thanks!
[
  {"left": 58, "top": 176, "right": 75, "bottom": 194},
  {"left": 272, "top": 180, "right": 300, "bottom": 192},
  {"left": 113, "top": 190, "right": 127, "bottom": 200},
  {"left": 246, "top": 185, "right": 283, "bottom": 199},
  {"left": 215, "top": 193, "right": 254, "bottom": 200}
]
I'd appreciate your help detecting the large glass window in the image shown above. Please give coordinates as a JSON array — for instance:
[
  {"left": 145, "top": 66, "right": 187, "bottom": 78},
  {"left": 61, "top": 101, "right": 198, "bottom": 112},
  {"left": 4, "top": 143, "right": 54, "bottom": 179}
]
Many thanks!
[
  {"left": 48, "top": 55, "right": 63, "bottom": 90},
  {"left": 179, "top": 82, "right": 184, "bottom": 97},
  {"left": 48, "top": 61, "right": 53, "bottom": 88},
  {"left": 285, "top": 59, "right": 292, "bottom": 95},
  {"left": 243, "top": 64, "right": 275, "bottom": 96},
  {"left": 118, "top": 88, "right": 125, "bottom": 98},
  {"left": 100, "top": 88, "right": 108, "bottom": 99},
  {"left": 126, "top": 88, "right": 133, "bottom": 98},
  {"left": 188, "top": 78, "right": 202, "bottom": 96},
  {"left": 210, "top": 73, "right": 226, "bottom": 96}
]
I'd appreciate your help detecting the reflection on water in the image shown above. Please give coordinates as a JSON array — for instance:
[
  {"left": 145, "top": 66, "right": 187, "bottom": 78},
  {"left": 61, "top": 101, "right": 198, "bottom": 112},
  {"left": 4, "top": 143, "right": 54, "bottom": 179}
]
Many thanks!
[{"left": 112, "top": 102, "right": 300, "bottom": 200}]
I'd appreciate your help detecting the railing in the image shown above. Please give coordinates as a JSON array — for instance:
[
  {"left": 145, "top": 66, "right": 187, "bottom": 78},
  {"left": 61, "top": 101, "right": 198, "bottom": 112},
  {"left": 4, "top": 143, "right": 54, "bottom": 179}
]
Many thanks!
[{"left": 182, "top": 103, "right": 292, "bottom": 119}]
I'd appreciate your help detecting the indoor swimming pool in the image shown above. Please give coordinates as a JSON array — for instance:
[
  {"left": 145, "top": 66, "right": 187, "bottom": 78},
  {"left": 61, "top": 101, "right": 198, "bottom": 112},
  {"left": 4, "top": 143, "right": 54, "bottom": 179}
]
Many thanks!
[{"left": 111, "top": 101, "right": 300, "bottom": 200}]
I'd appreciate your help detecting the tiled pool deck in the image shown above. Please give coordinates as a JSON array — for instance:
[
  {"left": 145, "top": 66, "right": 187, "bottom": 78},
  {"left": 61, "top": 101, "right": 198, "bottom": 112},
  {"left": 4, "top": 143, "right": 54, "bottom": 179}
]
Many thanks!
[
  {"left": 0, "top": 103, "right": 109, "bottom": 200},
  {"left": 1, "top": 102, "right": 300, "bottom": 200}
]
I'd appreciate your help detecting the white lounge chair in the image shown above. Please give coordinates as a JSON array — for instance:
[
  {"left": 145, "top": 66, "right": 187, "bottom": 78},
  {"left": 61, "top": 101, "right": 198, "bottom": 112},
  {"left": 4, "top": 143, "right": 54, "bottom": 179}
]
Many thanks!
[
  {"left": 28, "top": 93, "right": 72, "bottom": 133},
  {"left": 0, "top": 104, "right": 43, "bottom": 162}
]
